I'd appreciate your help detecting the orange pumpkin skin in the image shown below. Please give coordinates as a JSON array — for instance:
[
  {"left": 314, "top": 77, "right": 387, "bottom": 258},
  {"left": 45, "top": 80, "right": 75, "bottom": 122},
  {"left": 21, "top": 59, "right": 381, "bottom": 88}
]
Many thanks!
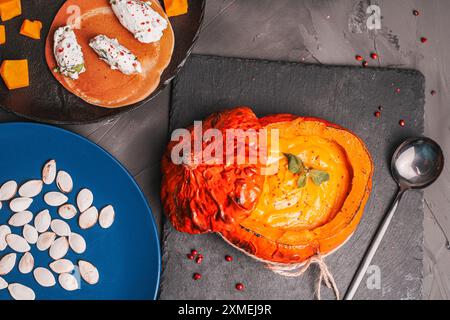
[
  {"left": 161, "top": 108, "right": 373, "bottom": 264},
  {"left": 161, "top": 107, "right": 265, "bottom": 234}
]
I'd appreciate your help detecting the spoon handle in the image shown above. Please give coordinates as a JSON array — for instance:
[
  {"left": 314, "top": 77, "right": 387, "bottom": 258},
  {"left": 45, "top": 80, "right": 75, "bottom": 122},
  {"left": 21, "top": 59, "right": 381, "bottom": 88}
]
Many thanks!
[{"left": 344, "top": 188, "right": 405, "bottom": 300}]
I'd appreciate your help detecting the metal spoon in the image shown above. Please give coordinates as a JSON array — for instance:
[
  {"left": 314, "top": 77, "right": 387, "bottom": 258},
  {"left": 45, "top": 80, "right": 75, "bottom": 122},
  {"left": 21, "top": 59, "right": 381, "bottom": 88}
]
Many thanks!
[{"left": 344, "top": 137, "right": 445, "bottom": 300}]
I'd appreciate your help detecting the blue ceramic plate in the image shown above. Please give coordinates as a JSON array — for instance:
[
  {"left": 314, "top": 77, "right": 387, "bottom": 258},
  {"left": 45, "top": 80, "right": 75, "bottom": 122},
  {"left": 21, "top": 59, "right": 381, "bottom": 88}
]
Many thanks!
[{"left": 0, "top": 123, "right": 160, "bottom": 300}]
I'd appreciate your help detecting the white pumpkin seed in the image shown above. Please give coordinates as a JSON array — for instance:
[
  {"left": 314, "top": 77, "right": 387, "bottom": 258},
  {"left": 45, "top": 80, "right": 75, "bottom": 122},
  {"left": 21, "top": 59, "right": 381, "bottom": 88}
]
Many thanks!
[
  {"left": 79, "top": 206, "right": 98, "bottom": 229},
  {"left": 9, "top": 211, "right": 33, "bottom": 227},
  {"left": 78, "top": 260, "right": 99, "bottom": 285},
  {"left": 37, "top": 232, "right": 56, "bottom": 251},
  {"left": 18, "top": 180, "right": 43, "bottom": 198},
  {"left": 6, "top": 234, "right": 30, "bottom": 253},
  {"left": 51, "top": 219, "right": 71, "bottom": 237},
  {"left": 49, "top": 237, "right": 69, "bottom": 260},
  {"left": 56, "top": 171, "right": 73, "bottom": 193},
  {"left": 18, "top": 252, "right": 34, "bottom": 274},
  {"left": 42, "top": 160, "right": 56, "bottom": 185},
  {"left": 58, "top": 204, "right": 77, "bottom": 219},
  {"left": 34, "top": 267, "right": 56, "bottom": 287},
  {"left": 58, "top": 273, "right": 79, "bottom": 291},
  {"left": 23, "top": 224, "right": 39, "bottom": 244},
  {"left": 68, "top": 233, "right": 86, "bottom": 254},
  {"left": 9, "top": 197, "right": 33, "bottom": 212},
  {"left": 0, "top": 180, "right": 17, "bottom": 201},
  {"left": 77, "top": 188, "right": 93, "bottom": 213},
  {"left": 0, "top": 253, "right": 16, "bottom": 275},
  {"left": 44, "top": 191, "right": 68, "bottom": 207},
  {"left": 34, "top": 209, "right": 51, "bottom": 233},
  {"left": 0, "top": 225, "right": 11, "bottom": 251},
  {"left": 99, "top": 205, "right": 115, "bottom": 229},
  {"left": 49, "top": 259, "right": 74, "bottom": 274},
  {"left": 0, "top": 276, "right": 7, "bottom": 290},
  {"left": 8, "top": 283, "right": 35, "bottom": 300}
]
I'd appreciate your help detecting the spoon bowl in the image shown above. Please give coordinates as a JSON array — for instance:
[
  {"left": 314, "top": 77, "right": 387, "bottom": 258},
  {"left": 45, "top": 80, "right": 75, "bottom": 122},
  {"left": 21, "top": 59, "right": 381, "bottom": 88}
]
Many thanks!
[{"left": 392, "top": 137, "right": 444, "bottom": 190}]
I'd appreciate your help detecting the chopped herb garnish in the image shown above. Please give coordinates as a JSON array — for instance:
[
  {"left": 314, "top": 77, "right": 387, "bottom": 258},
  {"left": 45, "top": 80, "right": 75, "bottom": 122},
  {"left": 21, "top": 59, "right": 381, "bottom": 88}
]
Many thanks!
[
  {"left": 283, "top": 153, "right": 330, "bottom": 188},
  {"left": 309, "top": 170, "right": 330, "bottom": 186},
  {"left": 72, "top": 63, "right": 85, "bottom": 73},
  {"left": 297, "top": 173, "right": 307, "bottom": 188},
  {"left": 284, "top": 153, "right": 305, "bottom": 174}
]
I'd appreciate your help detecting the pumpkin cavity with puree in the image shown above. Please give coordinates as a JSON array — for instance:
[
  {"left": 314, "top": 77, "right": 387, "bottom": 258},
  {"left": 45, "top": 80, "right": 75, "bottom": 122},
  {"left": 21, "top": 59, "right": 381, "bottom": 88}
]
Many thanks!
[
  {"left": 161, "top": 107, "right": 374, "bottom": 264},
  {"left": 45, "top": 0, "right": 174, "bottom": 108}
]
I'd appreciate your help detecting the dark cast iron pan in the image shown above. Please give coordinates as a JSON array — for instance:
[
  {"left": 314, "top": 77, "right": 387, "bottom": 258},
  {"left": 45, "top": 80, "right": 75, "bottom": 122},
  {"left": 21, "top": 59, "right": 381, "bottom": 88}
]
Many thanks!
[{"left": 0, "top": 0, "right": 205, "bottom": 124}]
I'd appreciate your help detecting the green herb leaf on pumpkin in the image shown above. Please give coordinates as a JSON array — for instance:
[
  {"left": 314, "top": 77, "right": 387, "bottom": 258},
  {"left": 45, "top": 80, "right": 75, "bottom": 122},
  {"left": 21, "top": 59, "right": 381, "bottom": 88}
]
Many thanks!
[
  {"left": 297, "top": 173, "right": 307, "bottom": 188},
  {"left": 309, "top": 170, "right": 330, "bottom": 186},
  {"left": 283, "top": 153, "right": 305, "bottom": 174}
]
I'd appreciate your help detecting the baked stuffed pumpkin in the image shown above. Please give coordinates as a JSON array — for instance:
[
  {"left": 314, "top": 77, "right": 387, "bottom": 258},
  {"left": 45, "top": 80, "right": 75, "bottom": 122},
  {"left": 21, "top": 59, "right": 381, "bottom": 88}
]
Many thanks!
[{"left": 161, "top": 107, "right": 373, "bottom": 264}]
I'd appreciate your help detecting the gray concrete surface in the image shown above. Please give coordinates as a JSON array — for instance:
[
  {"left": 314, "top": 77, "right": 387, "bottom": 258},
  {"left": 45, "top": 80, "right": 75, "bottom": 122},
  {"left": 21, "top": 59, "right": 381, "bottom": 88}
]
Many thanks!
[{"left": 0, "top": 0, "right": 449, "bottom": 299}]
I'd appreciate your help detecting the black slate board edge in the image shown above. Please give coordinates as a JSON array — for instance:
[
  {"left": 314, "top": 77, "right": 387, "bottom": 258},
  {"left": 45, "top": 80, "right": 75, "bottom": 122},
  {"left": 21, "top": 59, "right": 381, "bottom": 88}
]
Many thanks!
[{"left": 169, "top": 54, "right": 425, "bottom": 132}]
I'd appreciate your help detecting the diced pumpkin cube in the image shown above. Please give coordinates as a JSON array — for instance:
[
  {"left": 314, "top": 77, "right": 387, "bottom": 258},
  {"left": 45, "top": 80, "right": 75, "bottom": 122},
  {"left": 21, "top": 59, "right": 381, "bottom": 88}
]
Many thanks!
[
  {"left": 0, "top": 59, "right": 29, "bottom": 90},
  {"left": 20, "top": 19, "right": 42, "bottom": 40},
  {"left": 0, "top": 0, "right": 21, "bottom": 22},
  {"left": 164, "top": 0, "right": 188, "bottom": 17},
  {"left": 0, "top": 25, "right": 5, "bottom": 44}
]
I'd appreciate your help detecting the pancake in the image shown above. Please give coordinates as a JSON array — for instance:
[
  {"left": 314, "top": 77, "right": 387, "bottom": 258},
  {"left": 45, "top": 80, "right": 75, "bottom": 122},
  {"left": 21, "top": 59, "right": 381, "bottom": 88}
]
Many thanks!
[{"left": 45, "top": 0, "right": 174, "bottom": 108}]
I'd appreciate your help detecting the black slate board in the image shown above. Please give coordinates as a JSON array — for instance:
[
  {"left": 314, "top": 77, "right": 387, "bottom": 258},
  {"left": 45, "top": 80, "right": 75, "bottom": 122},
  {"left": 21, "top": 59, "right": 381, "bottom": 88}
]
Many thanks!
[{"left": 160, "top": 55, "right": 425, "bottom": 300}]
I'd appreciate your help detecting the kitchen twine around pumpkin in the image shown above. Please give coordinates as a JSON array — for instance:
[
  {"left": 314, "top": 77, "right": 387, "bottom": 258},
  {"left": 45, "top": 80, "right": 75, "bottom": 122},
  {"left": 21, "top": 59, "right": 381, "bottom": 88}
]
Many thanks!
[
  {"left": 219, "top": 234, "right": 340, "bottom": 300},
  {"left": 266, "top": 256, "right": 340, "bottom": 300}
]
